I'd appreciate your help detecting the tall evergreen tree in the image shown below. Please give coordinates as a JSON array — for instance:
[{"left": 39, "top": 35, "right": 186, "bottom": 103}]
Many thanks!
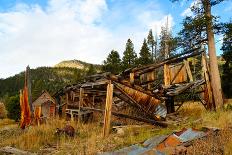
[
  {"left": 158, "top": 26, "right": 178, "bottom": 61},
  {"left": 138, "top": 39, "right": 152, "bottom": 65},
  {"left": 172, "top": 0, "right": 225, "bottom": 108},
  {"left": 122, "top": 39, "right": 137, "bottom": 70},
  {"left": 221, "top": 22, "right": 232, "bottom": 98},
  {"left": 102, "top": 50, "right": 122, "bottom": 74},
  {"left": 147, "top": 29, "right": 156, "bottom": 62}
]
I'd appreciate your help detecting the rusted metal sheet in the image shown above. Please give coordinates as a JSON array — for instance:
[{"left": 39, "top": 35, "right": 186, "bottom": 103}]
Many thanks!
[
  {"left": 116, "top": 83, "right": 163, "bottom": 119},
  {"left": 99, "top": 127, "right": 216, "bottom": 155}
]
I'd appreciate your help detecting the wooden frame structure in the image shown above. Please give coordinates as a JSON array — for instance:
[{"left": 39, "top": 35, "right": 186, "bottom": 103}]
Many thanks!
[{"left": 53, "top": 48, "right": 214, "bottom": 132}]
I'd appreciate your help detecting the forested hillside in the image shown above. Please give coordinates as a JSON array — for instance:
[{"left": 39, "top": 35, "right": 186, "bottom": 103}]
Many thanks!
[
  {"left": 0, "top": 62, "right": 99, "bottom": 101},
  {"left": 55, "top": 59, "right": 102, "bottom": 71}
]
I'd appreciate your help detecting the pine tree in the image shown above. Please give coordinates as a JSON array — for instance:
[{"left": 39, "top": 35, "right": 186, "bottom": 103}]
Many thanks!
[
  {"left": 138, "top": 39, "right": 152, "bottom": 65},
  {"left": 158, "top": 26, "right": 178, "bottom": 61},
  {"left": 147, "top": 29, "right": 156, "bottom": 62},
  {"left": 221, "top": 22, "right": 232, "bottom": 98},
  {"left": 122, "top": 39, "right": 137, "bottom": 70},
  {"left": 102, "top": 50, "right": 122, "bottom": 74},
  {"left": 172, "top": 0, "right": 225, "bottom": 108}
]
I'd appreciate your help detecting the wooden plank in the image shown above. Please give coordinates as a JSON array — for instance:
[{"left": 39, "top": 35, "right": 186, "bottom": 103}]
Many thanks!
[
  {"left": 81, "top": 107, "right": 168, "bottom": 127},
  {"left": 130, "top": 47, "right": 201, "bottom": 73},
  {"left": 134, "top": 50, "right": 203, "bottom": 76},
  {"left": 184, "top": 59, "right": 193, "bottom": 82},
  {"left": 130, "top": 73, "right": 135, "bottom": 85},
  {"left": 103, "top": 82, "right": 114, "bottom": 137},
  {"left": 164, "top": 64, "right": 171, "bottom": 86},
  {"left": 201, "top": 53, "right": 213, "bottom": 110},
  {"left": 170, "top": 64, "right": 185, "bottom": 84},
  {"left": 78, "top": 88, "right": 84, "bottom": 123},
  {"left": 66, "top": 93, "right": 69, "bottom": 105},
  {"left": 108, "top": 74, "right": 162, "bottom": 100}
]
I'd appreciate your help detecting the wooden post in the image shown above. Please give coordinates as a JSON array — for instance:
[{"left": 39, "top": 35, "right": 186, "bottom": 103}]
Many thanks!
[
  {"left": 66, "top": 93, "right": 69, "bottom": 105},
  {"left": 78, "top": 88, "right": 84, "bottom": 123},
  {"left": 164, "top": 64, "right": 170, "bottom": 86},
  {"left": 202, "top": 53, "right": 214, "bottom": 110},
  {"left": 164, "top": 63, "right": 174, "bottom": 113},
  {"left": 92, "top": 95, "right": 95, "bottom": 107},
  {"left": 130, "top": 73, "right": 135, "bottom": 85},
  {"left": 103, "top": 81, "right": 114, "bottom": 137},
  {"left": 184, "top": 59, "right": 193, "bottom": 82}
]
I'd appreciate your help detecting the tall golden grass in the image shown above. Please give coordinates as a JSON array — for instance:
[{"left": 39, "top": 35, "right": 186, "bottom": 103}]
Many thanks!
[
  {"left": 0, "top": 101, "right": 232, "bottom": 154},
  {"left": 0, "top": 118, "right": 172, "bottom": 154},
  {"left": 0, "top": 102, "right": 7, "bottom": 119}
]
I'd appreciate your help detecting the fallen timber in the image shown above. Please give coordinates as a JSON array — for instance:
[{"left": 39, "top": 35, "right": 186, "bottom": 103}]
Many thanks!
[
  {"left": 80, "top": 107, "right": 168, "bottom": 127},
  {"left": 53, "top": 48, "right": 214, "bottom": 129}
]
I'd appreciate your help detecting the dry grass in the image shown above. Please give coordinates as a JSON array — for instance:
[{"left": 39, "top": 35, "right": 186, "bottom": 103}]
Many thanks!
[
  {"left": 1, "top": 102, "right": 232, "bottom": 154},
  {"left": 179, "top": 101, "right": 232, "bottom": 154},
  {"left": 0, "top": 102, "right": 7, "bottom": 119},
  {"left": 188, "top": 128, "right": 232, "bottom": 155},
  {"left": 0, "top": 118, "right": 174, "bottom": 154},
  {"left": 0, "top": 118, "right": 15, "bottom": 128}
]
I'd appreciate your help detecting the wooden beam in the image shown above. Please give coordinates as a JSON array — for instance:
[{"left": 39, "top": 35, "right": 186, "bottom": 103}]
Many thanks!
[
  {"left": 124, "top": 47, "right": 201, "bottom": 74},
  {"left": 130, "top": 72, "right": 135, "bottom": 85},
  {"left": 184, "top": 59, "right": 193, "bottom": 82},
  {"left": 164, "top": 64, "right": 171, "bottom": 86},
  {"left": 78, "top": 88, "right": 84, "bottom": 123},
  {"left": 103, "top": 82, "right": 114, "bottom": 137},
  {"left": 170, "top": 64, "right": 185, "bottom": 84},
  {"left": 81, "top": 107, "right": 168, "bottom": 127},
  {"left": 108, "top": 74, "right": 163, "bottom": 100},
  {"left": 134, "top": 50, "right": 203, "bottom": 76},
  {"left": 201, "top": 53, "right": 214, "bottom": 110},
  {"left": 66, "top": 93, "right": 69, "bottom": 105}
]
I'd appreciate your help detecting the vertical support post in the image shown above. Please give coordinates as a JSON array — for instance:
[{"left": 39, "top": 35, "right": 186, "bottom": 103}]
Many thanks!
[
  {"left": 92, "top": 95, "right": 95, "bottom": 107},
  {"left": 130, "top": 73, "right": 135, "bottom": 85},
  {"left": 78, "top": 88, "right": 84, "bottom": 123},
  {"left": 184, "top": 59, "right": 193, "bottom": 82},
  {"left": 71, "top": 110, "right": 74, "bottom": 121},
  {"left": 202, "top": 53, "right": 214, "bottom": 110},
  {"left": 103, "top": 81, "right": 114, "bottom": 137},
  {"left": 65, "top": 93, "right": 69, "bottom": 119},
  {"left": 164, "top": 64, "right": 174, "bottom": 113},
  {"left": 165, "top": 96, "right": 175, "bottom": 114},
  {"left": 164, "top": 64, "right": 170, "bottom": 86},
  {"left": 66, "top": 93, "right": 69, "bottom": 105}
]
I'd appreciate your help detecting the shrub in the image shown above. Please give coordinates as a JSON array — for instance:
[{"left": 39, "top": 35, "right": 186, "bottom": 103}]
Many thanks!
[{"left": 5, "top": 95, "right": 20, "bottom": 121}]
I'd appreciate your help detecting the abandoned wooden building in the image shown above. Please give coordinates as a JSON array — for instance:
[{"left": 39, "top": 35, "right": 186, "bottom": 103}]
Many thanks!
[
  {"left": 53, "top": 48, "right": 213, "bottom": 126},
  {"left": 32, "top": 90, "right": 56, "bottom": 118}
]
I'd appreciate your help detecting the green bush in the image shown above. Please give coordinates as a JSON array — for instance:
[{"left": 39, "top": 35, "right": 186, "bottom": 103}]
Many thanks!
[{"left": 5, "top": 95, "right": 20, "bottom": 121}]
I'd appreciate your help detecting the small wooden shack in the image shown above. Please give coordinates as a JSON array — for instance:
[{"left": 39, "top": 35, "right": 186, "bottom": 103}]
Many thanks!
[{"left": 32, "top": 91, "right": 56, "bottom": 118}]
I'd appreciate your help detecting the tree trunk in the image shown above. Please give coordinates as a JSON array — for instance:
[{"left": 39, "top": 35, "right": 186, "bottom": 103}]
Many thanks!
[{"left": 203, "top": 0, "right": 223, "bottom": 109}]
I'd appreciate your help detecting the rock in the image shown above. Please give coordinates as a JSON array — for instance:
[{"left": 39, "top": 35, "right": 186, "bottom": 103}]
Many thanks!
[{"left": 0, "top": 146, "right": 37, "bottom": 155}]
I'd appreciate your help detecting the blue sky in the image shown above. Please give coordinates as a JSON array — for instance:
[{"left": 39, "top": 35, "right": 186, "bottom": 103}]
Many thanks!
[{"left": 0, "top": 0, "right": 231, "bottom": 78}]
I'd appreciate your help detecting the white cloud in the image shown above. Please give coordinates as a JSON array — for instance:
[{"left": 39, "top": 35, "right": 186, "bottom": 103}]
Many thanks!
[
  {"left": 181, "top": 0, "right": 201, "bottom": 17},
  {"left": 181, "top": 8, "right": 192, "bottom": 17},
  {"left": 0, "top": 0, "right": 171, "bottom": 78},
  {"left": 147, "top": 14, "right": 174, "bottom": 35}
]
